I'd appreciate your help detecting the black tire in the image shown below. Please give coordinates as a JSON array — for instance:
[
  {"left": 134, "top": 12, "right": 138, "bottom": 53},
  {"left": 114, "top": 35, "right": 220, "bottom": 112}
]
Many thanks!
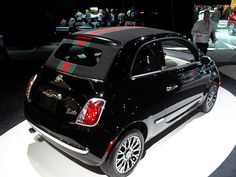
[
  {"left": 101, "top": 129, "right": 144, "bottom": 177},
  {"left": 199, "top": 82, "right": 219, "bottom": 113},
  {"left": 228, "top": 23, "right": 235, "bottom": 36}
]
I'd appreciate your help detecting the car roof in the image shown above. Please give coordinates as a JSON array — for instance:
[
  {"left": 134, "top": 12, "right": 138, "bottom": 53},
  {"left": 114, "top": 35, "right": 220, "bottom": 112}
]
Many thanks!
[
  {"left": 72, "top": 26, "right": 175, "bottom": 44},
  {"left": 47, "top": 27, "right": 180, "bottom": 81}
]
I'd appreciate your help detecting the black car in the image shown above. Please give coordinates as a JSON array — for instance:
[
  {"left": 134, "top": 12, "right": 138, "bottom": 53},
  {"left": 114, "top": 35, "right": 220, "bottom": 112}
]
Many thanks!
[{"left": 25, "top": 26, "right": 220, "bottom": 177}]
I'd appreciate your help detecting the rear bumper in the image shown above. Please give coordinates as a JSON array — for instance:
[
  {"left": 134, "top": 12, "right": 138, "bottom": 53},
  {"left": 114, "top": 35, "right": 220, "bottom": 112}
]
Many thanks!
[
  {"left": 24, "top": 100, "right": 117, "bottom": 166},
  {"left": 29, "top": 122, "right": 89, "bottom": 154},
  {"left": 28, "top": 120, "right": 105, "bottom": 166}
]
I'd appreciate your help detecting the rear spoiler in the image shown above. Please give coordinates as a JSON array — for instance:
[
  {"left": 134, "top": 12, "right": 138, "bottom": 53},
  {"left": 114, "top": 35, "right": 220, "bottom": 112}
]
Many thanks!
[{"left": 67, "top": 34, "right": 122, "bottom": 47}]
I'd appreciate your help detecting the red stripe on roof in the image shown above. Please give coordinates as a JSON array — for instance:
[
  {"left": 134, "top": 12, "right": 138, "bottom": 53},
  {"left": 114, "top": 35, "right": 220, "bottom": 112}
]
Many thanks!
[
  {"left": 61, "top": 61, "right": 72, "bottom": 72},
  {"left": 77, "top": 40, "right": 86, "bottom": 46},
  {"left": 86, "top": 26, "right": 144, "bottom": 35}
]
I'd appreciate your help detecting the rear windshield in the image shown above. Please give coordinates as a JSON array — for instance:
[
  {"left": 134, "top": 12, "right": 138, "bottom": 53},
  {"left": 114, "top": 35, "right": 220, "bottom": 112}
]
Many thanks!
[{"left": 54, "top": 43, "right": 102, "bottom": 67}]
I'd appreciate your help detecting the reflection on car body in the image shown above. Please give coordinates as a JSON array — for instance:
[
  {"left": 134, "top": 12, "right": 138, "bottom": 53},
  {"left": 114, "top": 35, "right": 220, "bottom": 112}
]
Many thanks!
[{"left": 24, "top": 26, "right": 220, "bottom": 177}]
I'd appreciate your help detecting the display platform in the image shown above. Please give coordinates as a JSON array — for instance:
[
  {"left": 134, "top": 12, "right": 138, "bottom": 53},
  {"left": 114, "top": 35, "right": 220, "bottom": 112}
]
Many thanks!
[
  {"left": 218, "top": 65, "right": 236, "bottom": 80},
  {"left": 1, "top": 87, "right": 236, "bottom": 177}
]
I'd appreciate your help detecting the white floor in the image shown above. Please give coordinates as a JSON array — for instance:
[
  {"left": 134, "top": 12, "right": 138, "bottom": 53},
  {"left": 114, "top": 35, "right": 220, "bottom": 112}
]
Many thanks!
[{"left": 1, "top": 87, "right": 236, "bottom": 177}]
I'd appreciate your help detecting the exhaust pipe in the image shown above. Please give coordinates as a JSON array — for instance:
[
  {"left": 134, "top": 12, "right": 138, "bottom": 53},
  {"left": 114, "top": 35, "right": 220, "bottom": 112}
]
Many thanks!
[{"left": 29, "top": 127, "right": 36, "bottom": 133}]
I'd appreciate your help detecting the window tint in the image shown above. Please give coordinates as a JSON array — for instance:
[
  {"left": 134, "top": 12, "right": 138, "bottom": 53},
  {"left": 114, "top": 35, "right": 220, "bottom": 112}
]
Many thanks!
[
  {"left": 161, "top": 39, "right": 196, "bottom": 69},
  {"left": 132, "top": 42, "right": 161, "bottom": 75},
  {"left": 55, "top": 44, "right": 102, "bottom": 67}
]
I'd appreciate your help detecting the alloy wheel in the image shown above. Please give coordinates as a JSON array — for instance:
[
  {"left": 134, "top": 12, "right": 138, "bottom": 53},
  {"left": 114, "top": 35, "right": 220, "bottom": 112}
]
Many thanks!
[
  {"left": 206, "top": 84, "right": 218, "bottom": 110},
  {"left": 115, "top": 135, "right": 142, "bottom": 174}
]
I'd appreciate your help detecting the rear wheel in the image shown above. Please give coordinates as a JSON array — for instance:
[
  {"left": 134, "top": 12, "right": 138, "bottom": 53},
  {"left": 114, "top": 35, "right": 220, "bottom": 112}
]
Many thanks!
[
  {"left": 101, "top": 129, "right": 144, "bottom": 177},
  {"left": 228, "top": 23, "right": 235, "bottom": 36},
  {"left": 199, "top": 82, "right": 219, "bottom": 113}
]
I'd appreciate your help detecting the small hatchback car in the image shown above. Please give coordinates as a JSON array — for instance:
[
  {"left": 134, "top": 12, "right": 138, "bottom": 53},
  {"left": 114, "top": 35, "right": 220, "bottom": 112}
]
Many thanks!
[{"left": 25, "top": 26, "right": 220, "bottom": 177}]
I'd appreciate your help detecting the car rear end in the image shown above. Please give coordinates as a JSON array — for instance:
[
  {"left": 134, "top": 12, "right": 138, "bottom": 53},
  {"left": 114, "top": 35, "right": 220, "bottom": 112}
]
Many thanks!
[{"left": 24, "top": 33, "right": 121, "bottom": 166}]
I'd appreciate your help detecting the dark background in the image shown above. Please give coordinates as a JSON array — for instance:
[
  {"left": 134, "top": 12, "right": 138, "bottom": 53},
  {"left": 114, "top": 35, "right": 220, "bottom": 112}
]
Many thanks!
[{"left": 0, "top": 0, "right": 231, "bottom": 47}]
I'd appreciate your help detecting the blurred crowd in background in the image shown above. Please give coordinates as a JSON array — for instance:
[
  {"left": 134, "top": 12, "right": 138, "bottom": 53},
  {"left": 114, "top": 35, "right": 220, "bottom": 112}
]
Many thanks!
[
  {"left": 58, "top": 5, "right": 236, "bottom": 34},
  {"left": 59, "top": 7, "right": 146, "bottom": 33}
]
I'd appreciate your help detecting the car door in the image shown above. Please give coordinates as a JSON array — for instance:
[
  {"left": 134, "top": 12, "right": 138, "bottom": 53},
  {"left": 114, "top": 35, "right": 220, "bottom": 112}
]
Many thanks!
[
  {"left": 128, "top": 40, "right": 167, "bottom": 137},
  {"left": 159, "top": 38, "right": 207, "bottom": 123}
]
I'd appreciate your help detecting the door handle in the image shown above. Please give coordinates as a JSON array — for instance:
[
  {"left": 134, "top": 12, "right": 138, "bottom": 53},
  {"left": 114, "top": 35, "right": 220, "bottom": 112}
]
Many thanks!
[{"left": 166, "top": 84, "right": 178, "bottom": 92}]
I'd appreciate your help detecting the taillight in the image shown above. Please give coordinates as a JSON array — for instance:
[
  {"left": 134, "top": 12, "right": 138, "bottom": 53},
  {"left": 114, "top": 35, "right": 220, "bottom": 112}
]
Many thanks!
[
  {"left": 75, "top": 98, "right": 106, "bottom": 127},
  {"left": 26, "top": 74, "right": 37, "bottom": 102}
]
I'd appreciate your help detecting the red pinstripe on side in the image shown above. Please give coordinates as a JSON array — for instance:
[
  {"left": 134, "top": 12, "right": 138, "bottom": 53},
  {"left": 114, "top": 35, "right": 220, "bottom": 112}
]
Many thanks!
[{"left": 104, "top": 140, "right": 115, "bottom": 157}]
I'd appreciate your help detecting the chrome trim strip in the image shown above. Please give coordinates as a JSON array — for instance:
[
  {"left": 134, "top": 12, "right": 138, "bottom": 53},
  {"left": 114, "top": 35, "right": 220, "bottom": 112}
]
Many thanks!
[
  {"left": 131, "top": 70, "right": 162, "bottom": 80},
  {"left": 91, "top": 78, "right": 104, "bottom": 83},
  {"left": 28, "top": 122, "right": 89, "bottom": 155},
  {"left": 165, "top": 97, "right": 201, "bottom": 123},
  {"left": 154, "top": 118, "right": 165, "bottom": 124}
]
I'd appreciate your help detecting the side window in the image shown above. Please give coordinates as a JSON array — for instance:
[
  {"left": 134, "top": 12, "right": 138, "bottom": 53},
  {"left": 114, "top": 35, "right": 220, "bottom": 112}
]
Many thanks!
[
  {"left": 161, "top": 39, "right": 196, "bottom": 69},
  {"left": 132, "top": 42, "right": 161, "bottom": 76}
]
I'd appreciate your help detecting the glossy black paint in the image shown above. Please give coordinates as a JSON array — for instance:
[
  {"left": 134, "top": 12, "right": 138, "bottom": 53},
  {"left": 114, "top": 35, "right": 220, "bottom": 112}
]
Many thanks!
[{"left": 24, "top": 27, "right": 220, "bottom": 167}]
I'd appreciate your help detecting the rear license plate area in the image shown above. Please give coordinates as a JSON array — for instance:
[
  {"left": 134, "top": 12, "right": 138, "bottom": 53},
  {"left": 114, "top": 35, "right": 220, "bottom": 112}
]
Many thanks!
[
  {"left": 40, "top": 94, "right": 58, "bottom": 113},
  {"left": 39, "top": 89, "right": 63, "bottom": 113}
]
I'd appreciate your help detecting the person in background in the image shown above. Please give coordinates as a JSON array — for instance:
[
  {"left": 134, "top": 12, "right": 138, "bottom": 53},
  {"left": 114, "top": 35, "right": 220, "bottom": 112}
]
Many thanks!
[
  {"left": 84, "top": 9, "right": 91, "bottom": 26},
  {"left": 75, "top": 10, "right": 84, "bottom": 27},
  {"left": 191, "top": 10, "right": 217, "bottom": 55},
  {"left": 97, "top": 9, "right": 104, "bottom": 27},
  {"left": 118, "top": 9, "right": 126, "bottom": 26},
  {"left": 68, "top": 17, "right": 76, "bottom": 33},
  {"left": 110, "top": 8, "right": 117, "bottom": 26},
  {"left": 75, "top": 10, "right": 83, "bottom": 22},
  {"left": 193, "top": 5, "right": 200, "bottom": 23},
  {"left": 211, "top": 7, "right": 221, "bottom": 30},
  {"left": 223, "top": 5, "right": 231, "bottom": 20},
  {"left": 59, "top": 19, "right": 67, "bottom": 27}
]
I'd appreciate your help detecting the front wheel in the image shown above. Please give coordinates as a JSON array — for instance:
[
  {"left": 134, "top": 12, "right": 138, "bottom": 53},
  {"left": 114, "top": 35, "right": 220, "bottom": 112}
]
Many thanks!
[
  {"left": 199, "top": 82, "right": 219, "bottom": 113},
  {"left": 101, "top": 129, "right": 144, "bottom": 177}
]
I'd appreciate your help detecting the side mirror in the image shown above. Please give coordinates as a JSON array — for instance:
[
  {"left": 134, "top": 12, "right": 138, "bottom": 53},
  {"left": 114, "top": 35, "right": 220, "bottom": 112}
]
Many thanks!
[{"left": 201, "top": 56, "right": 211, "bottom": 65}]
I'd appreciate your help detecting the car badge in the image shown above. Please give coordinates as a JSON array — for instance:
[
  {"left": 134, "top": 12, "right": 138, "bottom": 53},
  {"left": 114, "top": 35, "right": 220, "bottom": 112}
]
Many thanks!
[
  {"left": 55, "top": 75, "right": 63, "bottom": 83},
  {"left": 66, "top": 107, "right": 77, "bottom": 115}
]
